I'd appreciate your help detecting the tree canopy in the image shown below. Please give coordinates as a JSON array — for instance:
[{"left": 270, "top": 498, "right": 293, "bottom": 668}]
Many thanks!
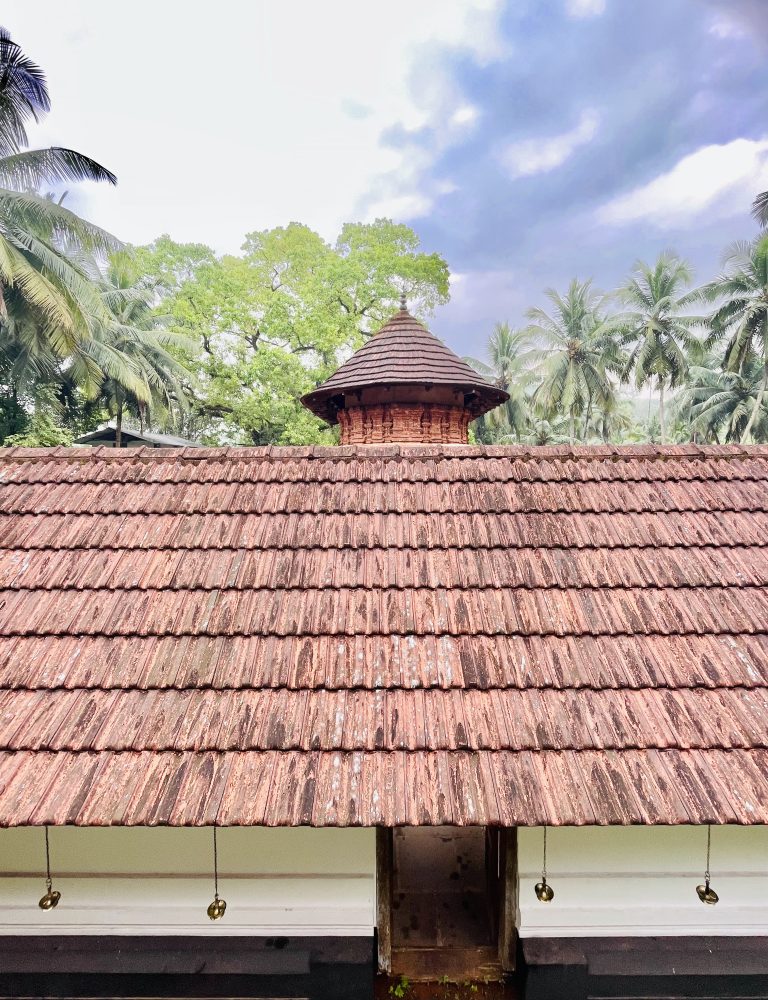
[{"left": 135, "top": 221, "right": 450, "bottom": 444}]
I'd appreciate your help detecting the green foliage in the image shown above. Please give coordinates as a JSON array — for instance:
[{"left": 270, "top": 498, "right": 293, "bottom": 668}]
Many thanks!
[
  {"left": 527, "top": 279, "right": 619, "bottom": 443},
  {"left": 389, "top": 974, "right": 411, "bottom": 997},
  {"left": 0, "top": 17, "right": 765, "bottom": 451},
  {"left": 3, "top": 386, "right": 71, "bottom": 446},
  {"left": 753, "top": 190, "right": 768, "bottom": 229},
  {"left": 615, "top": 253, "right": 700, "bottom": 442},
  {"left": 473, "top": 248, "right": 768, "bottom": 447},
  {"left": 136, "top": 222, "right": 449, "bottom": 445},
  {"left": 0, "top": 26, "right": 118, "bottom": 401},
  {"left": 700, "top": 235, "right": 768, "bottom": 443},
  {"left": 0, "top": 388, "right": 26, "bottom": 440},
  {"left": 465, "top": 323, "right": 535, "bottom": 441}
]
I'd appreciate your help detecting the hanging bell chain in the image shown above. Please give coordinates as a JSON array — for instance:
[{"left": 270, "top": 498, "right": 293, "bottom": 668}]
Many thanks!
[
  {"left": 696, "top": 824, "right": 719, "bottom": 905},
  {"left": 206, "top": 824, "right": 227, "bottom": 920},
  {"left": 38, "top": 826, "right": 61, "bottom": 910},
  {"left": 535, "top": 826, "right": 555, "bottom": 903}
]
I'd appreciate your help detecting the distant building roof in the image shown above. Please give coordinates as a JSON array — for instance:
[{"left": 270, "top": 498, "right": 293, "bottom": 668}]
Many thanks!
[
  {"left": 75, "top": 423, "right": 200, "bottom": 448},
  {"left": 0, "top": 442, "right": 766, "bottom": 827}
]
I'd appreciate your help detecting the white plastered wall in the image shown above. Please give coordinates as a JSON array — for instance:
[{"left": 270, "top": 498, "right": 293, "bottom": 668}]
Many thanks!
[
  {"left": 0, "top": 826, "right": 375, "bottom": 936},
  {"left": 518, "top": 825, "right": 768, "bottom": 937}
]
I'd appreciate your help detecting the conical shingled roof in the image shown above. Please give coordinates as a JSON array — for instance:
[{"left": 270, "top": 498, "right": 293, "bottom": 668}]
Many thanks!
[{"left": 301, "top": 307, "right": 508, "bottom": 424}]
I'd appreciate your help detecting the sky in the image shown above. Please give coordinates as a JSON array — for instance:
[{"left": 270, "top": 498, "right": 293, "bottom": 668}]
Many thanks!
[{"left": 4, "top": 0, "right": 768, "bottom": 356}]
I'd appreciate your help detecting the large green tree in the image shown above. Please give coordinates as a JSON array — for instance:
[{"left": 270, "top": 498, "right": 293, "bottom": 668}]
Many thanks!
[
  {"left": 701, "top": 236, "right": 768, "bottom": 443},
  {"left": 136, "top": 221, "right": 450, "bottom": 444}
]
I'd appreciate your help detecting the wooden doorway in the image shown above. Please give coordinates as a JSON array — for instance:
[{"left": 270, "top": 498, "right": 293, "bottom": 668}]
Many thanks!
[{"left": 377, "top": 827, "right": 517, "bottom": 982}]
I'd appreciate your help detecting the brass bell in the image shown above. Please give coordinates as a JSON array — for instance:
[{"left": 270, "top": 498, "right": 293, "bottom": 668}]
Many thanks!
[
  {"left": 535, "top": 879, "right": 555, "bottom": 903},
  {"left": 696, "top": 880, "right": 719, "bottom": 905},
  {"left": 38, "top": 887, "right": 61, "bottom": 910},
  {"left": 207, "top": 894, "right": 227, "bottom": 920}
]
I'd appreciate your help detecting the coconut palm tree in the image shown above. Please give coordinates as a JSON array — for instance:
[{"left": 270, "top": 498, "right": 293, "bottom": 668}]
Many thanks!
[
  {"left": 616, "top": 253, "right": 700, "bottom": 443},
  {"left": 679, "top": 360, "right": 768, "bottom": 443},
  {"left": 700, "top": 236, "right": 768, "bottom": 443},
  {"left": 527, "top": 279, "right": 618, "bottom": 444},
  {"left": 465, "top": 322, "right": 533, "bottom": 441},
  {"left": 77, "top": 252, "right": 195, "bottom": 445},
  {"left": 523, "top": 416, "right": 571, "bottom": 446},
  {"left": 0, "top": 26, "right": 117, "bottom": 385}
]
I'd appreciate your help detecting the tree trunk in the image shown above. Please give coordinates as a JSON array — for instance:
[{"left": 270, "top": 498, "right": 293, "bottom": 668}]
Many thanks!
[
  {"left": 658, "top": 380, "right": 666, "bottom": 444},
  {"left": 741, "top": 359, "right": 768, "bottom": 444},
  {"left": 569, "top": 412, "right": 575, "bottom": 445},
  {"left": 583, "top": 394, "right": 593, "bottom": 442},
  {"left": 741, "top": 320, "right": 768, "bottom": 444},
  {"left": 115, "top": 403, "right": 123, "bottom": 448}
]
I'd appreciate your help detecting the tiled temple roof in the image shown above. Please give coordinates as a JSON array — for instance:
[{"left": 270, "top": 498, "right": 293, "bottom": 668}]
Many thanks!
[
  {"left": 0, "top": 443, "right": 766, "bottom": 826},
  {"left": 301, "top": 309, "right": 508, "bottom": 423}
]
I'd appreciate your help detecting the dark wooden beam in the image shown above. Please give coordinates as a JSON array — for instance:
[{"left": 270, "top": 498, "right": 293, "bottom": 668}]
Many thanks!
[
  {"left": 522, "top": 936, "right": 768, "bottom": 977},
  {"left": 498, "top": 827, "right": 518, "bottom": 973},
  {"left": 0, "top": 936, "right": 371, "bottom": 976},
  {"left": 375, "top": 827, "right": 393, "bottom": 974}
]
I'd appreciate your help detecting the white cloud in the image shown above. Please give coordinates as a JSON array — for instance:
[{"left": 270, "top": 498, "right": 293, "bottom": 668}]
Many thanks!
[
  {"left": 708, "top": 14, "right": 747, "bottom": 39},
  {"left": 451, "top": 104, "right": 480, "bottom": 127},
  {"left": 364, "top": 192, "right": 434, "bottom": 221},
  {"left": 500, "top": 109, "right": 600, "bottom": 179},
  {"left": 598, "top": 137, "right": 768, "bottom": 228},
  {"left": 565, "top": 0, "right": 607, "bottom": 18},
  {"left": 4, "top": 0, "right": 505, "bottom": 249}
]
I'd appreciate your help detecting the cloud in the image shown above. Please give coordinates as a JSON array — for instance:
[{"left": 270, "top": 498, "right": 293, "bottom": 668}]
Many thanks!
[
  {"left": 499, "top": 109, "right": 600, "bottom": 179},
  {"left": 4, "top": 0, "right": 506, "bottom": 251},
  {"left": 702, "top": 0, "right": 768, "bottom": 41},
  {"left": 598, "top": 137, "right": 768, "bottom": 228},
  {"left": 451, "top": 104, "right": 480, "bottom": 127},
  {"left": 565, "top": 0, "right": 607, "bottom": 18},
  {"left": 708, "top": 14, "right": 747, "bottom": 39}
]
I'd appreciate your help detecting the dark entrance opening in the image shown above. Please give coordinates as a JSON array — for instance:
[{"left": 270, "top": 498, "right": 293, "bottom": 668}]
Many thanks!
[{"left": 388, "top": 827, "right": 504, "bottom": 982}]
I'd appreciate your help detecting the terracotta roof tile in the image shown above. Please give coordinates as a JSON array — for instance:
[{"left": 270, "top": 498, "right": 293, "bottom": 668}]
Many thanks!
[{"left": 0, "top": 443, "right": 767, "bottom": 826}]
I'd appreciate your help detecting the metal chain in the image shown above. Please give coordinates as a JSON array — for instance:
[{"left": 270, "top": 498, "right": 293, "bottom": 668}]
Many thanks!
[
  {"left": 704, "top": 823, "right": 711, "bottom": 883},
  {"left": 44, "top": 825, "right": 52, "bottom": 892},
  {"left": 542, "top": 825, "right": 548, "bottom": 881},
  {"left": 213, "top": 824, "right": 219, "bottom": 899}
]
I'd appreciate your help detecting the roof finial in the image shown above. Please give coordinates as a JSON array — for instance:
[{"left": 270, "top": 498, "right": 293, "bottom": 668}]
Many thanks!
[{"left": 399, "top": 290, "right": 407, "bottom": 312}]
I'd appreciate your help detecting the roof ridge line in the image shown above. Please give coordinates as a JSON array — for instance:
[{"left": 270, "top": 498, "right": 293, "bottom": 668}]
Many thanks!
[
  {"left": 0, "top": 747, "right": 765, "bottom": 757},
  {"left": 2, "top": 581, "right": 767, "bottom": 595},
  {"left": 3, "top": 682, "right": 764, "bottom": 693},
  {"left": 5, "top": 470, "right": 768, "bottom": 486},
  {"left": 2, "top": 445, "right": 768, "bottom": 463},
  {"left": 3, "top": 541, "right": 766, "bottom": 554},
  {"left": 3, "top": 504, "right": 767, "bottom": 516},
  {"left": 1, "top": 627, "right": 764, "bottom": 639}
]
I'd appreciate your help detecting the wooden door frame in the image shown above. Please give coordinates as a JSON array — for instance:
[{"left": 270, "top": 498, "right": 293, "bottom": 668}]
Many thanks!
[
  {"left": 376, "top": 827, "right": 394, "bottom": 974},
  {"left": 497, "top": 827, "right": 519, "bottom": 972},
  {"left": 375, "top": 826, "right": 517, "bottom": 975}
]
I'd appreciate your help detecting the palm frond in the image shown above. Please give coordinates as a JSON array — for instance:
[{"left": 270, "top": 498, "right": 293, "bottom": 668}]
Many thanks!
[
  {"left": 0, "top": 147, "right": 116, "bottom": 188},
  {"left": 0, "top": 27, "right": 50, "bottom": 156},
  {"left": 752, "top": 190, "right": 768, "bottom": 228}
]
